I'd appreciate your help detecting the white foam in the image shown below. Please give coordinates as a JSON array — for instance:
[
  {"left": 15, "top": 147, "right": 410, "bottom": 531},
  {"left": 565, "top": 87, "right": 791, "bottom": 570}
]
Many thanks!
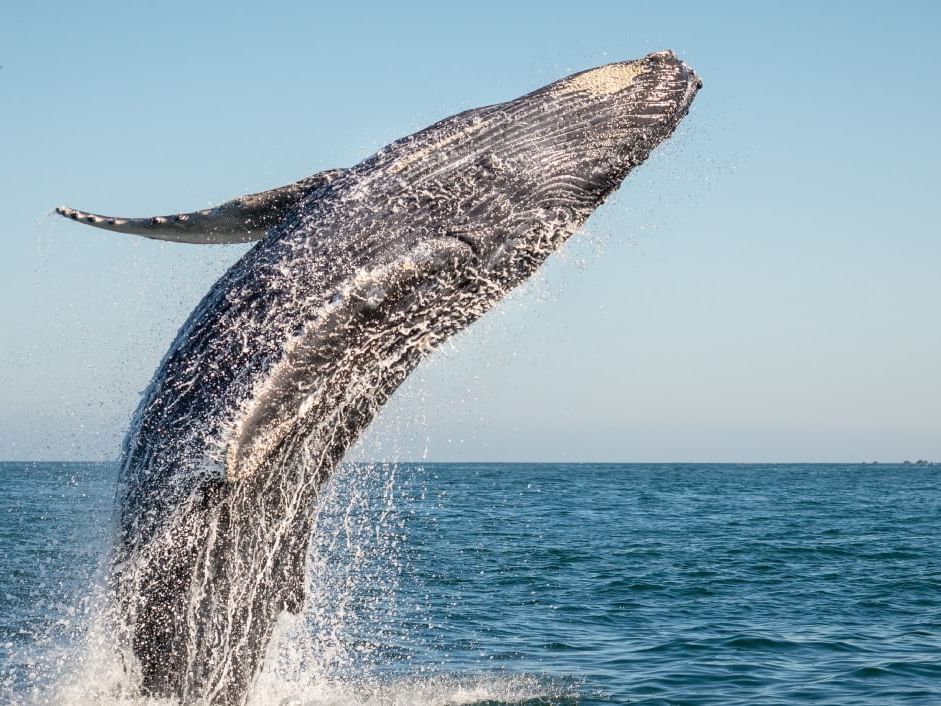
[
  {"left": 9, "top": 463, "right": 571, "bottom": 706},
  {"left": 248, "top": 673, "right": 561, "bottom": 706}
]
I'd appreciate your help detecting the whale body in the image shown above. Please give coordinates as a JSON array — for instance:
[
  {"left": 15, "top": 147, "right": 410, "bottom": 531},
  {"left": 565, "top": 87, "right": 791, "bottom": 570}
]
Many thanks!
[{"left": 58, "top": 51, "right": 701, "bottom": 705}]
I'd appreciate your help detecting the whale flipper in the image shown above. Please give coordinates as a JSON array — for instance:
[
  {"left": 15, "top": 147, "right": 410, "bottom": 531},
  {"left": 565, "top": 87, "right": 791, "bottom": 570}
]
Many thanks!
[{"left": 55, "top": 169, "right": 344, "bottom": 244}]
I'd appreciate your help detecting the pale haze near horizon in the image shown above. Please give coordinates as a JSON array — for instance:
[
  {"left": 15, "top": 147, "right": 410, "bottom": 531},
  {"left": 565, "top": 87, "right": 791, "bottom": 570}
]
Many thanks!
[{"left": 1, "top": 1, "right": 938, "bottom": 463}]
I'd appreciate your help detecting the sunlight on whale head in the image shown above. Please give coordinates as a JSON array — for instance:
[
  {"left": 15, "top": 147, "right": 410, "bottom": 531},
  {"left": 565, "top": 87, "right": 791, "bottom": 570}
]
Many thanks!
[{"left": 558, "top": 61, "right": 645, "bottom": 96}]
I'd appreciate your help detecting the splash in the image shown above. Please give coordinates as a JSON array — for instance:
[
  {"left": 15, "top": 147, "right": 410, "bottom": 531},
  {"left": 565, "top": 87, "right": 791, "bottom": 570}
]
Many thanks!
[
  {"left": 246, "top": 673, "right": 571, "bottom": 706},
  {"left": 11, "top": 463, "right": 570, "bottom": 706}
]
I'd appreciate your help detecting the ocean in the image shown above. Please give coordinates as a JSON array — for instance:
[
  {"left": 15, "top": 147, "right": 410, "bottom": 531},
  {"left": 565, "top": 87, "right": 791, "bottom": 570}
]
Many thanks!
[{"left": 1, "top": 462, "right": 939, "bottom": 705}]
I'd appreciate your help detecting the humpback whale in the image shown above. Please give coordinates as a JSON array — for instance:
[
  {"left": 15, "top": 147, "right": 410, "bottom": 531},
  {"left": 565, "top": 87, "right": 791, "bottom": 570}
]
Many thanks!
[{"left": 57, "top": 51, "right": 701, "bottom": 705}]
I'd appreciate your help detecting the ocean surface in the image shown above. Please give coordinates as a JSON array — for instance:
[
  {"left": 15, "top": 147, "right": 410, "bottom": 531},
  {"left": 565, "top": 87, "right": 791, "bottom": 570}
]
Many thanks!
[{"left": 1, "top": 462, "right": 939, "bottom": 705}]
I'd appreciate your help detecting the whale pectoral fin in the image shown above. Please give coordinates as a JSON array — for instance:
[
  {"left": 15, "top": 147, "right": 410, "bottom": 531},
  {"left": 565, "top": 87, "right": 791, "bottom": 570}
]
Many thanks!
[{"left": 55, "top": 169, "right": 345, "bottom": 244}]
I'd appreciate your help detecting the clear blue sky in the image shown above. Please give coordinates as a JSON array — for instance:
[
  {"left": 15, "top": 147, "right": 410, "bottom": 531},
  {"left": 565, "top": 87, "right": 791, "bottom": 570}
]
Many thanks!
[{"left": 1, "top": 1, "right": 938, "bottom": 462}]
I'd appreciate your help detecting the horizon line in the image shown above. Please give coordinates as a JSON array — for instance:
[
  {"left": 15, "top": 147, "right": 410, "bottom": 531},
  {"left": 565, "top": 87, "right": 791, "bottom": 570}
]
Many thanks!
[{"left": 0, "top": 459, "right": 937, "bottom": 466}]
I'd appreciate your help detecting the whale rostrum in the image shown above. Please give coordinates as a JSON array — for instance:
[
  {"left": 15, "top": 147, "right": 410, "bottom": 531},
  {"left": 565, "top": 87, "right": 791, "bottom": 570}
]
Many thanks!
[{"left": 57, "top": 51, "right": 701, "bottom": 704}]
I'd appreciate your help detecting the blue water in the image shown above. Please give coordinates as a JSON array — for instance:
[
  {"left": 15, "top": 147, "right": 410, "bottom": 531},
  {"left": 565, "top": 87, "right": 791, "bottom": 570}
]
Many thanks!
[{"left": 1, "top": 462, "right": 940, "bottom": 704}]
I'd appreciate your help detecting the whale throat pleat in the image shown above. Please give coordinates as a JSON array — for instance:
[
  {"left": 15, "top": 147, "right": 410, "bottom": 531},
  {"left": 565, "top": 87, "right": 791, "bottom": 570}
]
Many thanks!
[
  {"left": 55, "top": 169, "right": 344, "bottom": 244},
  {"left": 223, "top": 237, "right": 478, "bottom": 483}
]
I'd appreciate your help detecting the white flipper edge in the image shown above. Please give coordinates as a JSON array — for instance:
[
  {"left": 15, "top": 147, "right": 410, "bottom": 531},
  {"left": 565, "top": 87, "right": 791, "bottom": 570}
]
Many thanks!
[{"left": 55, "top": 169, "right": 343, "bottom": 244}]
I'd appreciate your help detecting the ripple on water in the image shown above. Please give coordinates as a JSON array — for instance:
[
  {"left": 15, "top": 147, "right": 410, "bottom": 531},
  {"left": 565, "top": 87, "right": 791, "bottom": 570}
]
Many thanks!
[{"left": 2, "top": 462, "right": 940, "bottom": 705}]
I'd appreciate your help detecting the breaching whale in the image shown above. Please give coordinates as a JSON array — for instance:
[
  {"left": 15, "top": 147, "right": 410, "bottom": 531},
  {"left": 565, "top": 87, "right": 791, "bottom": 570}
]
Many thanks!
[{"left": 57, "top": 51, "right": 701, "bottom": 705}]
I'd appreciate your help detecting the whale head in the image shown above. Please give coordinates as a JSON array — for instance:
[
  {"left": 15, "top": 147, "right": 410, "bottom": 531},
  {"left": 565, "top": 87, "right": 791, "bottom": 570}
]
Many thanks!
[{"left": 359, "top": 50, "right": 702, "bottom": 291}]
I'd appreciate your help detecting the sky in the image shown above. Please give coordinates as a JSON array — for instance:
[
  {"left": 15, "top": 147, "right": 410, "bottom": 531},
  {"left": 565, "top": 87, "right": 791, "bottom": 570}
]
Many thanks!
[{"left": 1, "top": 1, "right": 939, "bottom": 463}]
